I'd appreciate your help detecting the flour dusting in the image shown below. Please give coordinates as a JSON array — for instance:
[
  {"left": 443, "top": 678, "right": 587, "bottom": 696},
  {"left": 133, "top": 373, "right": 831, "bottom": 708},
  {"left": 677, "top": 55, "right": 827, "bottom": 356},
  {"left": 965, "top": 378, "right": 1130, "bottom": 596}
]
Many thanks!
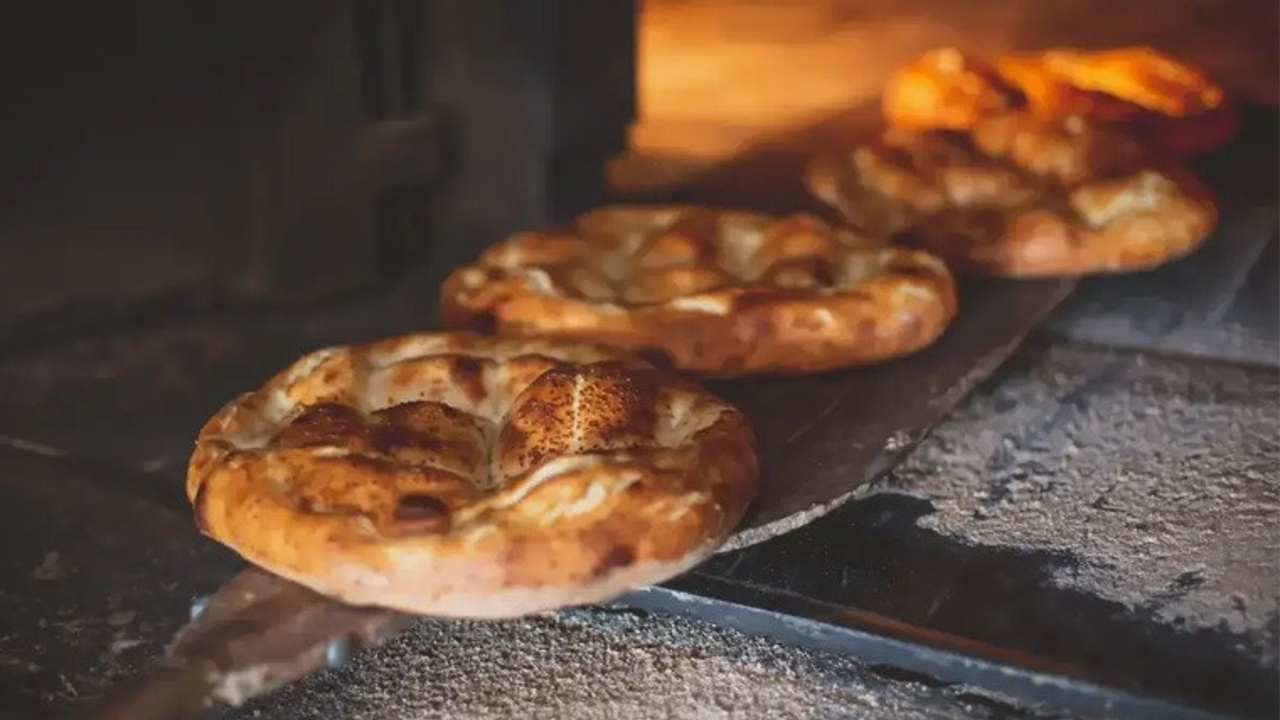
[
  {"left": 229, "top": 609, "right": 1079, "bottom": 720},
  {"left": 875, "top": 342, "right": 1278, "bottom": 651}
]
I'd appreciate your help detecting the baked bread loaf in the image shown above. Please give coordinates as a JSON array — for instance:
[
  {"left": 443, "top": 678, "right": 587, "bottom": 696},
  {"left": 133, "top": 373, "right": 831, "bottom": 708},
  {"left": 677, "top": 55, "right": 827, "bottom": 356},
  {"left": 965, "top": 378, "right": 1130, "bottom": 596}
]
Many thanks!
[
  {"left": 807, "top": 112, "right": 1218, "bottom": 277},
  {"left": 186, "top": 332, "right": 758, "bottom": 618},
  {"left": 439, "top": 206, "right": 958, "bottom": 376},
  {"left": 882, "top": 46, "right": 1235, "bottom": 157}
]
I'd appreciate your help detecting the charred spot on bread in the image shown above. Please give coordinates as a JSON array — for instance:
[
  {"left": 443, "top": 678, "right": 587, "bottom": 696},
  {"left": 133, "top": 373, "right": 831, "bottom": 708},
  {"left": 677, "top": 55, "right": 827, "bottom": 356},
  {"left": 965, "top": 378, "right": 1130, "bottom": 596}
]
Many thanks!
[
  {"left": 593, "top": 545, "right": 637, "bottom": 577},
  {"left": 393, "top": 493, "right": 450, "bottom": 527},
  {"left": 447, "top": 355, "right": 487, "bottom": 403},
  {"left": 274, "top": 402, "right": 369, "bottom": 448}
]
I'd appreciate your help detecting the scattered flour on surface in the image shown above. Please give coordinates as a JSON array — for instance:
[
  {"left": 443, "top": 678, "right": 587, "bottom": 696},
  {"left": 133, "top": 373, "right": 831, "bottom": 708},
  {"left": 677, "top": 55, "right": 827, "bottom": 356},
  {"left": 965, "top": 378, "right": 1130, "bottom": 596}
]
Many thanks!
[
  {"left": 875, "top": 343, "right": 1279, "bottom": 647},
  {"left": 230, "top": 610, "right": 1080, "bottom": 720}
]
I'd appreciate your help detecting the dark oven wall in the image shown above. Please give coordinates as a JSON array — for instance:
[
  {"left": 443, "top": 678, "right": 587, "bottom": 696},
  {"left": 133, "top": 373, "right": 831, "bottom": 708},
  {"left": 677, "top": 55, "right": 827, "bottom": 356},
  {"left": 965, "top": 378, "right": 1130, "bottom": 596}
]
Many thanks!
[{"left": 0, "top": 0, "right": 636, "bottom": 329}]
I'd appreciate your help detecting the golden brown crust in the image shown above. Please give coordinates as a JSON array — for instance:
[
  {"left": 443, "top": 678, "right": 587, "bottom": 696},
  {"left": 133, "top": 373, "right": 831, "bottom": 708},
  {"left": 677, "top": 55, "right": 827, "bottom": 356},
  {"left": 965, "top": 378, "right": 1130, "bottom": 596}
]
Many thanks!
[
  {"left": 186, "top": 332, "right": 758, "bottom": 618},
  {"left": 1006, "top": 47, "right": 1225, "bottom": 119},
  {"left": 881, "top": 47, "right": 1021, "bottom": 132},
  {"left": 806, "top": 113, "right": 1218, "bottom": 278},
  {"left": 882, "top": 46, "right": 1236, "bottom": 158},
  {"left": 438, "top": 206, "right": 958, "bottom": 376}
]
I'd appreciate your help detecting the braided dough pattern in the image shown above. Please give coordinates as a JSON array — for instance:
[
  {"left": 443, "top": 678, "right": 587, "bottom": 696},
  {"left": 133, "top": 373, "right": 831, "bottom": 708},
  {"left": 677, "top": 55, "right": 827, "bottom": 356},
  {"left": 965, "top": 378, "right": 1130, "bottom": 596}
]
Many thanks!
[
  {"left": 807, "top": 113, "right": 1218, "bottom": 277},
  {"left": 440, "top": 205, "right": 957, "bottom": 376},
  {"left": 187, "top": 332, "right": 757, "bottom": 618}
]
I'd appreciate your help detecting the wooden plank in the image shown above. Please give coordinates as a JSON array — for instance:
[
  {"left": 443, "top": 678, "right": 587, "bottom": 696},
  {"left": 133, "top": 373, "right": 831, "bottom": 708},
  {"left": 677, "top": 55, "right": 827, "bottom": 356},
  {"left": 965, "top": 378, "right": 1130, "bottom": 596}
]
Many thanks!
[{"left": 718, "top": 276, "right": 1075, "bottom": 550}]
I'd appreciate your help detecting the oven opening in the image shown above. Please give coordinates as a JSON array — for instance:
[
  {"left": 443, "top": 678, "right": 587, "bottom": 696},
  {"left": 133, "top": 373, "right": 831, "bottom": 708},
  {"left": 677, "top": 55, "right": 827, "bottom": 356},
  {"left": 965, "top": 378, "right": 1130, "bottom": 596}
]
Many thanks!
[{"left": 622, "top": 0, "right": 1278, "bottom": 190}]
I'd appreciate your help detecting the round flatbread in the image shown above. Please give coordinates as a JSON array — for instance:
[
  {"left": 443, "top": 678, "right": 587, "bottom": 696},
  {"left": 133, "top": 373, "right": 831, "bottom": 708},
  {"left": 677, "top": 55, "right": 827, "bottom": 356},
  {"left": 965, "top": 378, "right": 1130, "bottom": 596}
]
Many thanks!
[
  {"left": 881, "top": 46, "right": 1236, "bottom": 158},
  {"left": 807, "top": 113, "right": 1218, "bottom": 278},
  {"left": 186, "top": 332, "right": 758, "bottom": 618},
  {"left": 439, "top": 206, "right": 958, "bottom": 376}
]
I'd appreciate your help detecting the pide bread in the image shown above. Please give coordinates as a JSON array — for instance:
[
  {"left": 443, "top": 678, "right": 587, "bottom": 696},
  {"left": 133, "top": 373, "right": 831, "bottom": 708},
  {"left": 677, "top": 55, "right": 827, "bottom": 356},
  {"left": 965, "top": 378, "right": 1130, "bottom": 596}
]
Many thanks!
[{"left": 187, "top": 332, "right": 758, "bottom": 618}]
